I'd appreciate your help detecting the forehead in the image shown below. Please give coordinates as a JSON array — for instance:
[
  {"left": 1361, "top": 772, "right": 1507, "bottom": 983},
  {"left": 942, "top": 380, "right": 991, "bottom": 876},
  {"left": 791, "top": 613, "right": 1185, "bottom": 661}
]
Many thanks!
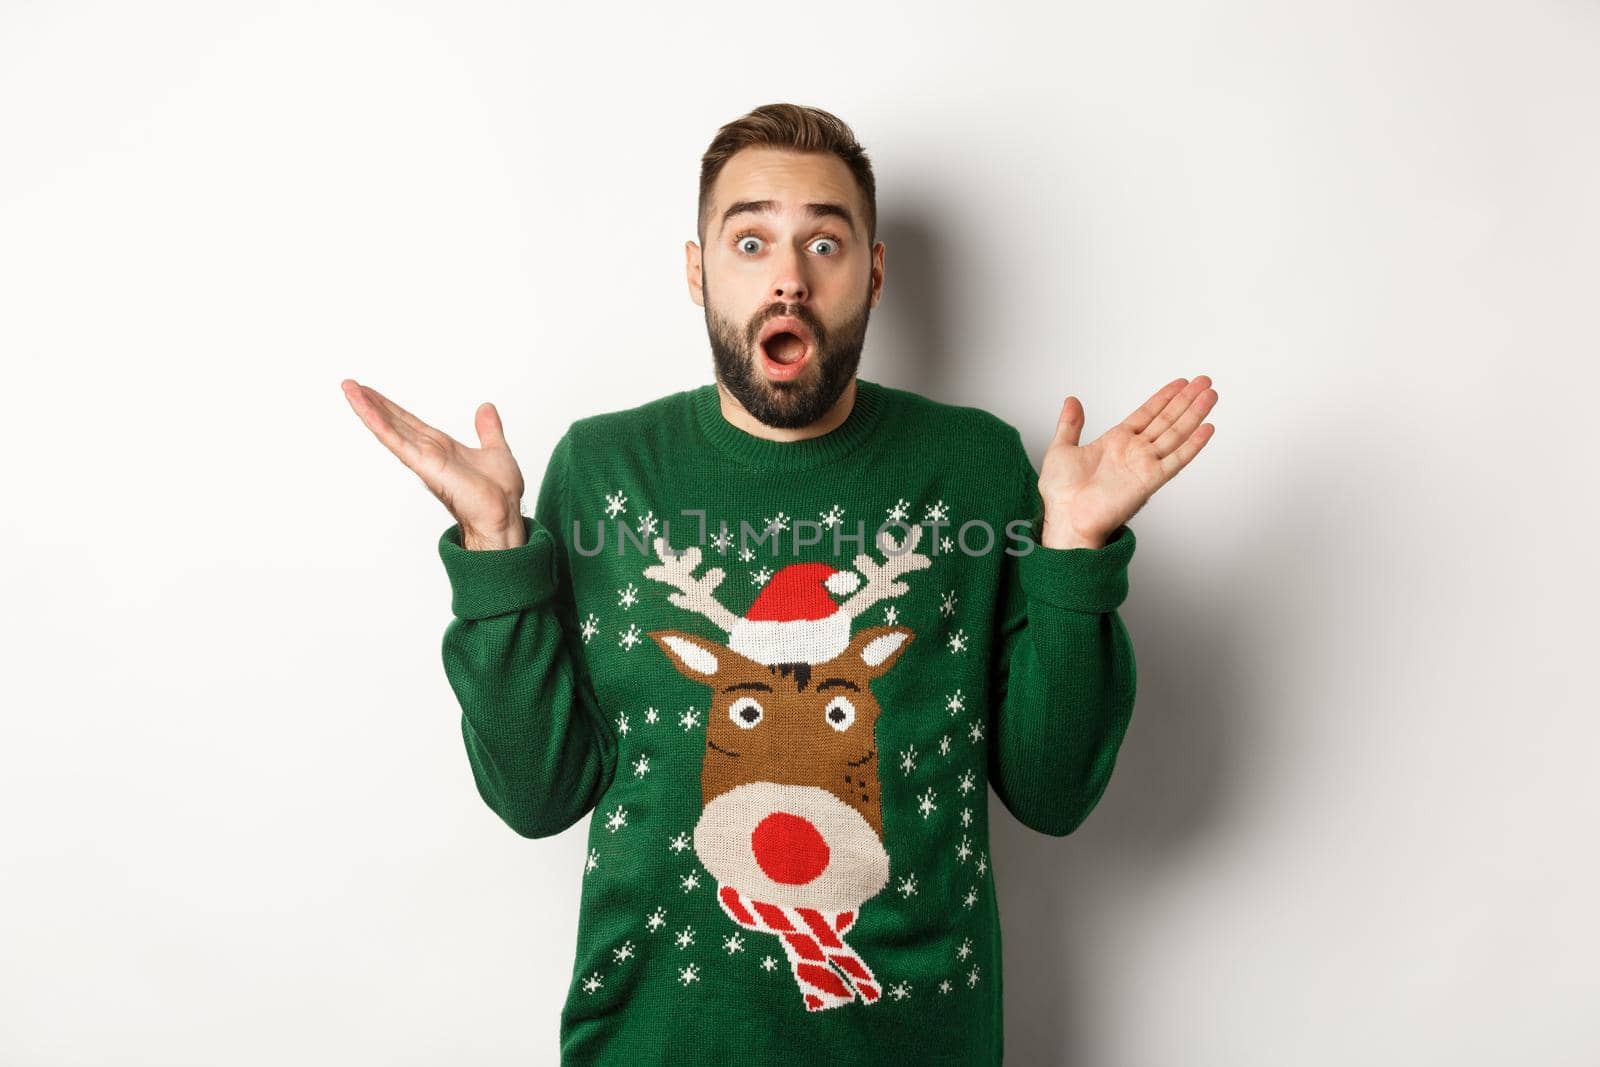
[{"left": 710, "top": 147, "right": 862, "bottom": 230}]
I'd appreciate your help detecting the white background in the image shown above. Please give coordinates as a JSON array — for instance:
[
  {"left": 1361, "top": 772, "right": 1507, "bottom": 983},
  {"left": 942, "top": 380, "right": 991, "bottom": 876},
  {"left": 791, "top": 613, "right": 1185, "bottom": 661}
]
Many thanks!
[{"left": 2, "top": 2, "right": 1596, "bottom": 1064}]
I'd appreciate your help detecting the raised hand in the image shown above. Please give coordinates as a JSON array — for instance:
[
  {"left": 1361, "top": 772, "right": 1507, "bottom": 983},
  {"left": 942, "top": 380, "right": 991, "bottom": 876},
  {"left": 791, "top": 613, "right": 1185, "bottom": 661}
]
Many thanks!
[
  {"left": 341, "top": 378, "right": 528, "bottom": 550},
  {"left": 1037, "top": 375, "right": 1218, "bottom": 550}
]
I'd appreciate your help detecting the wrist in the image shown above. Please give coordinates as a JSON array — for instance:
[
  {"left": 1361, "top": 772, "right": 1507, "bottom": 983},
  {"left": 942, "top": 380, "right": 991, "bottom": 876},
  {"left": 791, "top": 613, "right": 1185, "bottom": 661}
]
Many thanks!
[
  {"left": 1039, "top": 505, "right": 1105, "bottom": 551},
  {"left": 461, "top": 515, "right": 526, "bottom": 551}
]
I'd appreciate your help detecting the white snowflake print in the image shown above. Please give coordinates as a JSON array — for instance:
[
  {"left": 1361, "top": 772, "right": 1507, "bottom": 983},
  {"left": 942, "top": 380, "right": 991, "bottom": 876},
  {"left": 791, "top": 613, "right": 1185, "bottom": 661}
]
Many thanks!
[
  {"left": 956, "top": 835, "right": 973, "bottom": 863},
  {"left": 968, "top": 719, "right": 986, "bottom": 744},
  {"left": 896, "top": 872, "right": 919, "bottom": 898},
  {"left": 899, "top": 743, "right": 918, "bottom": 775},
  {"left": 937, "top": 536, "right": 951, "bottom": 554},
  {"left": 675, "top": 925, "right": 696, "bottom": 949},
  {"left": 938, "top": 979, "right": 953, "bottom": 994},
  {"left": 752, "top": 566, "right": 773, "bottom": 586},
  {"left": 710, "top": 526, "right": 732, "bottom": 554},
  {"left": 616, "top": 710, "right": 631, "bottom": 737},
  {"left": 580, "top": 613, "right": 599, "bottom": 643},
  {"left": 888, "top": 981, "right": 912, "bottom": 1001},
  {"left": 947, "top": 629, "right": 968, "bottom": 654},
  {"left": 637, "top": 510, "right": 659, "bottom": 537},
  {"left": 924, "top": 499, "right": 949, "bottom": 524},
  {"left": 679, "top": 707, "right": 702, "bottom": 731},
  {"left": 963, "top": 886, "right": 979, "bottom": 909},
  {"left": 604, "top": 490, "right": 627, "bottom": 519},
  {"left": 679, "top": 963, "right": 701, "bottom": 986},
  {"left": 619, "top": 624, "right": 643, "bottom": 651},
  {"left": 946, "top": 689, "right": 966, "bottom": 716},
  {"left": 956, "top": 937, "right": 974, "bottom": 961},
  {"left": 584, "top": 848, "right": 599, "bottom": 874},
  {"left": 645, "top": 706, "right": 660, "bottom": 725},
  {"left": 960, "top": 807, "right": 974, "bottom": 828},
  {"left": 723, "top": 932, "right": 746, "bottom": 954},
  {"left": 582, "top": 971, "right": 603, "bottom": 994},
  {"left": 760, "top": 955, "right": 779, "bottom": 972},
  {"left": 939, "top": 735, "right": 952, "bottom": 756},
  {"left": 976, "top": 853, "right": 988, "bottom": 876},
  {"left": 762, "top": 511, "right": 790, "bottom": 534},
  {"left": 819, "top": 504, "right": 844, "bottom": 528},
  {"left": 646, "top": 907, "right": 667, "bottom": 932},
  {"left": 887, "top": 498, "right": 910, "bottom": 524},
  {"left": 968, "top": 966, "right": 981, "bottom": 988},
  {"left": 680, "top": 871, "right": 701, "bottom": 892},
  {"left": 738, "top": 544, "right": 755, "bottom": 563},
  {"left": 883, "top": 605, "right": 899, "bottom": 625},
  {"left": 632, "top": 753, "right": 650, "bottom": 779},
  {"left": 940, "top": 590, "right": 958, "bottom": 617},
  {"left": 617, "top": 582, "right": 639, "bottom": 609},
  {"left": 917, "top": 787, "right": 938, "bottom": 818},
  {"left": 604, "top": 806, "right": 628, "bottom": 833},
  {"left": 957, "top": 770, "right": 977, "bottom": 795},
  {"left": 668, "top": 831, "right": 692, "bottom": 854},
  {"left": 612, "top": 940, "right": 636, "bottom": 963}
]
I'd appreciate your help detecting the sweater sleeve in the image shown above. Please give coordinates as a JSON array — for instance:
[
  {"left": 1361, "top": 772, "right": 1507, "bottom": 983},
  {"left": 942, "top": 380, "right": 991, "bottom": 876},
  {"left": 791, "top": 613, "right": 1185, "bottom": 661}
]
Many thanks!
[
  {"left": 437, "top": 429, "right": 618, "bottom": 839},
  {"left": 986, "top": 431, "right": 1138, "bottom": 837}
]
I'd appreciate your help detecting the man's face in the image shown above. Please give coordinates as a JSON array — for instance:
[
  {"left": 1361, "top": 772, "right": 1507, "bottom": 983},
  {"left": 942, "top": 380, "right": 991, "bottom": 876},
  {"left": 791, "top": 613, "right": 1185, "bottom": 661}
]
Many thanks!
[{"left": 687, "top": 147, "right": 884, "bottom": 429}]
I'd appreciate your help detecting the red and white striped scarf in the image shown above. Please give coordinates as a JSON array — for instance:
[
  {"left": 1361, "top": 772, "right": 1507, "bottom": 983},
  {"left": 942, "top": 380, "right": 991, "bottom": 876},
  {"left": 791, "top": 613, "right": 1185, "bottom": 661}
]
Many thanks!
[{"left": 716, "top": 883, "right": 881, "bottom": 1012}]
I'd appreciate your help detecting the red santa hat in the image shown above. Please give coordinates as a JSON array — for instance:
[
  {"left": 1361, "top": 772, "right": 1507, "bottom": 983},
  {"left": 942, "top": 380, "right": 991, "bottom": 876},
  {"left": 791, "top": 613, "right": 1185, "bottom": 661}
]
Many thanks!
[{"left": 727, "top": 561, "right": 862, "bottom": 666}]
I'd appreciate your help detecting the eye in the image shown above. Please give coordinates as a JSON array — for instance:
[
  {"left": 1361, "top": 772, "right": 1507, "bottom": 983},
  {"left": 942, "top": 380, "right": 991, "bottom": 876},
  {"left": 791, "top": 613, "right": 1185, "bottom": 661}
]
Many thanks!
[
  {"left": 824, "top": 695, "right": 856, "bottom": 731},
  {"left": 731, "top": 232, "right": 844, "bottom": 256},
  {"left": 729, "top": 696, "right": 764, "bottom": 728}
]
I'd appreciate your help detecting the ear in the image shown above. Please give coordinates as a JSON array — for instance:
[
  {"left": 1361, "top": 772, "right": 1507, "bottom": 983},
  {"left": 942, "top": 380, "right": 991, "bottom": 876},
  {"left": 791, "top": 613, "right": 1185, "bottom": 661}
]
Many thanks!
[
  {"left": 649, "top": 628, "right": 772, "bottom": 684},
  {"left": 841, "top": 625, "right": 914, "bottom": 679},
  {"left": 685, "top": 240, "right": 704, "bottom": 307}
]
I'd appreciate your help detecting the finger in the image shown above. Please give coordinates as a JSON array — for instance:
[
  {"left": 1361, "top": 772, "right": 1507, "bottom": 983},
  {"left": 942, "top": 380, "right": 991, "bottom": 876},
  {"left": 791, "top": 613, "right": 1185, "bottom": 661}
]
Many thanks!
[
  {"left": 1120, "top": 378, "right": 1189, "bottom": 435},
  {"left": 343, "top": 380, "right": 441, "bottom": 470},
  {"left": 342, "top": 379, "right": 413, "bottom": 460},
  {"left": 1160, "top": 422, "right": 1215, "bottom": 480},
  {"left": 1139, "top": 375, "right": 1211, "bottom": 443},
  {"left": 1051, "top": 395, "right": 1084, "bottom": 448},
  {"left": 360, "top": 381, "right": 437, "bottom": 440},
  {"left": 1151, "top": 386, "right": 1218, "bottom": 458},
  {"left": 475, "top": 401, "right": 509, "bottom": 451}
]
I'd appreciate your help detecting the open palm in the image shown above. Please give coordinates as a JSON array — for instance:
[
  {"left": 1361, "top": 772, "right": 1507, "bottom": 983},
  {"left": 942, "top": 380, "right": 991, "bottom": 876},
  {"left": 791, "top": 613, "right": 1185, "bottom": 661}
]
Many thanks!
[
  {"left": 1038, "top": 375, "right": 1218, "bottom": 549},
  {"left": 341, "top": 378, "right": 527, "bottom": 548}
]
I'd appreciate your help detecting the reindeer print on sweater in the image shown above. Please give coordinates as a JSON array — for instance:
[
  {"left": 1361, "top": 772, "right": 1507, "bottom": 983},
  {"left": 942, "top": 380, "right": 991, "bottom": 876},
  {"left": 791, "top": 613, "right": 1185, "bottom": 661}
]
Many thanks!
[{"left": 642, "top": 524, "right": 932, "bottom": 1012}]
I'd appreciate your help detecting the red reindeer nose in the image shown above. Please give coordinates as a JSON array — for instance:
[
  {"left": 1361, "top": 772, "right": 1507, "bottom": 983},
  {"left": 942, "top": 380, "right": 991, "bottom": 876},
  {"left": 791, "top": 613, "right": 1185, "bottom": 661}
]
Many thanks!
[{"left": 750, "top": 811, "right": 831, "bottom": 885}]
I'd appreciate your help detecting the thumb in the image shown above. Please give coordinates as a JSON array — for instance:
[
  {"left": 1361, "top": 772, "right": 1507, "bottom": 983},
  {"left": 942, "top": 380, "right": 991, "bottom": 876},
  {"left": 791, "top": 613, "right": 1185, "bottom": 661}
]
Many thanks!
[
  {"left": 474, "top": 401, "right": 508, "bottom": 451},
  {"left": 1052, "top": 395, "right": 1084, "bottom": 448}
]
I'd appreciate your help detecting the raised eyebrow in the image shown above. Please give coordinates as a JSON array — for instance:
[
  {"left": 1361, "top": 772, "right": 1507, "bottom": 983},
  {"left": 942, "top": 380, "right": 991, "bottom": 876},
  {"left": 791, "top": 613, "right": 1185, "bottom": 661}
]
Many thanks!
[
  {"left": 720, "top": 199, "right": 857, "bottom": 238},
  {"left": 723, "top": 680, "right": 774, "bottom": 693},
  {"left": 816, "top": 678, "right": 860, "bottom": 693}
]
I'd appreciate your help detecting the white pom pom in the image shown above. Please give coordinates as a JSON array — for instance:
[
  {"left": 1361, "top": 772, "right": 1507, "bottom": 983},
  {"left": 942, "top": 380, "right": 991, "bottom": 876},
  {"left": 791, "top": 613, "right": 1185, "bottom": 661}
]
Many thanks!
[{"left": 825, "top": 570, "right": 861, "bottom": 596}]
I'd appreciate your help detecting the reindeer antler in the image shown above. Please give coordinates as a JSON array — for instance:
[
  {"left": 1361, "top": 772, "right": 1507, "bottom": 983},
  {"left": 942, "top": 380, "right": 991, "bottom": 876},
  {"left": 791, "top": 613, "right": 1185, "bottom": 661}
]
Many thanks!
[
  {"left": 839, "top": 524, "right": 933, "bottom": 620},
  {"left": 642, "top": 536, "right": 743, "bottom": 635}
]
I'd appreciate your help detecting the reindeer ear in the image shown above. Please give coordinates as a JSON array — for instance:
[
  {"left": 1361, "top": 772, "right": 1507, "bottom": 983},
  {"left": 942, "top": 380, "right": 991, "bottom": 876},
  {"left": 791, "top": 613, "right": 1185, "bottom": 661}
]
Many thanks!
[
  {"left": 844, "top": 625, "right": 915, "bottom": 678},
  {"left": 648, "top": 629, "right": 725, "bottom": 679}
]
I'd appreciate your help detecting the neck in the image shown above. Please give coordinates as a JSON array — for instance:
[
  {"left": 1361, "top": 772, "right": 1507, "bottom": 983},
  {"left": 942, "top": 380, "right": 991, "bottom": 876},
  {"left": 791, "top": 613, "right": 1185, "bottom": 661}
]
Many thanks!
[{"left": 715, "top": 376, "right": 857, "bottom": 442}]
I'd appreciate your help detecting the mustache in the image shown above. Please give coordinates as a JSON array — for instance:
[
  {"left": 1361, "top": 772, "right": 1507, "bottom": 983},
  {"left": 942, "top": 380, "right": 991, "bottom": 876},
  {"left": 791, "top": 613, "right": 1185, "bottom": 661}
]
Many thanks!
[{"left": 749, "top": 304, "right": 825, "bottom": 344}]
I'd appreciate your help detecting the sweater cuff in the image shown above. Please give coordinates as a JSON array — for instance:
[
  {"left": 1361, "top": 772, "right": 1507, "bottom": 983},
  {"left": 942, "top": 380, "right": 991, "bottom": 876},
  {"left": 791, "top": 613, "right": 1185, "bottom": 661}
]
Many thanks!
[
  {"left": 437, "top": 515, "right": 558, "bottom": 620},
  {"left": 1015, "top": 521, "right": 1136, "bottom": 613}
]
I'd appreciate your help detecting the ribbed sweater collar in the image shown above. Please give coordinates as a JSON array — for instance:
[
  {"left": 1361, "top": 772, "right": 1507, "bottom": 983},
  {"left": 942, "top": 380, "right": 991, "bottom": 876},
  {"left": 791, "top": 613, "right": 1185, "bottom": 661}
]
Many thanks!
[{"left": 691, "top": 377, "right": 888, "bottom": 473}]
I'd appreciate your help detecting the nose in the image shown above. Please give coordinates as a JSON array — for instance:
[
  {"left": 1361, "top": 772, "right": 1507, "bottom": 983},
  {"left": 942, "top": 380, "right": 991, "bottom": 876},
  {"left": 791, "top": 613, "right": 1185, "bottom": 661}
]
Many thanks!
[{"left": 750, "top": 811, "right": 831, "bottom": 885}]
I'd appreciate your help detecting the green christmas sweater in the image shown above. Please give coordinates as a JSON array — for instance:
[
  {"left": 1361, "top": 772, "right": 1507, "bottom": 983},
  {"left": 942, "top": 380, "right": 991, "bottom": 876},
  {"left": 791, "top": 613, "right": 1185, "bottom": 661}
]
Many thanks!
[{"left": 436, "top": 377, "right": 1138, "bottom": 1066}]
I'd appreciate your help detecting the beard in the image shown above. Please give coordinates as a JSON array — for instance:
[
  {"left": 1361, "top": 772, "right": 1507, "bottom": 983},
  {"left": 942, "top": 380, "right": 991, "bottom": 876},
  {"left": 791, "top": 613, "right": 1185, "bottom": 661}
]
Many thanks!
[{"left": 703, "top": 273, "right": 872, "bottom": 430}]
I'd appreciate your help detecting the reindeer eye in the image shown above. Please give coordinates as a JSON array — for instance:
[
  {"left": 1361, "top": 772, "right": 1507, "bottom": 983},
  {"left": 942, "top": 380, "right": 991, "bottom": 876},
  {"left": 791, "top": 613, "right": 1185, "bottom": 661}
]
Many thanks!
[
  {"left": 824, "top": 695, "right": 856, "bottom": 731},
  {"left": 729, "top": 696, "right": 764, "bottom": 729}
]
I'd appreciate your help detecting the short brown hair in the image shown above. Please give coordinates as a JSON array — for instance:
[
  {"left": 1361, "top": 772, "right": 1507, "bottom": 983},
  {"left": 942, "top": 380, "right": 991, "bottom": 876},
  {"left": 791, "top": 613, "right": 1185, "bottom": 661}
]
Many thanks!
[{"left": 697, "top": 103, "right": 877, "bottom": 248}]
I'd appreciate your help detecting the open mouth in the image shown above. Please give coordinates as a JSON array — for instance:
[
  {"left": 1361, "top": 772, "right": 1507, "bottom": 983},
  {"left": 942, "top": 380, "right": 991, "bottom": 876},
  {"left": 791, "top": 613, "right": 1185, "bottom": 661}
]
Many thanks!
[{"left": 758, "top": 317, "right": 815, "bottom": 381}]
